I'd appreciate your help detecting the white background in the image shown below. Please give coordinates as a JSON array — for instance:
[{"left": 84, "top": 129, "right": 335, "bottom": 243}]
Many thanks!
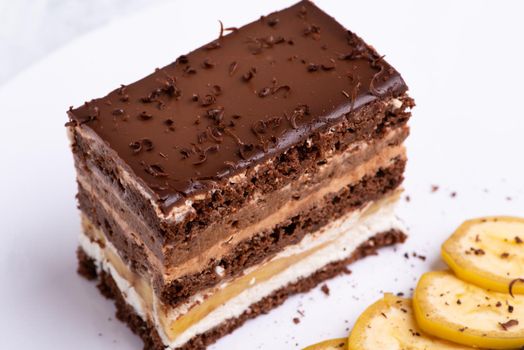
[{"left": 0, "top": 0, "right": 523, "bottom": 349}]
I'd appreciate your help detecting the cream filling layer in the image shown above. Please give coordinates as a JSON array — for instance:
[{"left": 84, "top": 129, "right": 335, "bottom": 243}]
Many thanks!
[{"left": 79, "top": 192, "right": 403, "bottom": 349}]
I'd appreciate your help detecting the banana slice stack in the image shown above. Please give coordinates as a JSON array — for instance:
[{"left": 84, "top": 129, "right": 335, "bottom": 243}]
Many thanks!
[{"left": 303, "top": 216, "right": 524, "bottom": 350}]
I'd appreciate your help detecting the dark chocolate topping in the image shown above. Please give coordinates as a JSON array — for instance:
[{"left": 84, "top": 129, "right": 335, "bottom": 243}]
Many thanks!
[{"left": 68, "top": 0, "right": 407, "bottom": 211}]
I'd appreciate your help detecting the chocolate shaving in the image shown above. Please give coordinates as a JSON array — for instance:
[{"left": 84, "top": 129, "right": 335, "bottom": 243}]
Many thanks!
[
  {"left": 272, "top": 85, "right": 291, "bottom": 98},
  {"left": 509, "top": 278, "right": 524, "bottom": 298},
  {"left": 139, "top": 111, "right": 153, "bottom": 120},
  {"left": 369, "top": 55, "right": 386, "bottom": 96},
  {"left": 252, "top": 120, "right": 267, "bottom": 136},
  {"left": 162, "top": 79, "right": 181, "bottom": 98},
  {"left": 207, "top": 126, "right": 224, "bottom": 143},
  {"left": 307, "top": 63, "right": 319, "bottom": 72},
  {"left": 183, "top": 65, "right": 197, "bottom": 75},
  {"left": 112, "top": 108, "right": 125, "bottom": 116},
  {"left": 140, "top": 90, "right": 155, "bottom": 103},
  {"left": 129, "top": 141, "right": 142, "bottom": 153},
  {"left": 202, "top": 58, "right": 215, "bottom": 69},
  {"left": 267, "top": 18, "right": 279, "bottom": 27},
  {"left": 143, "top": 163, "right": 168, "bottom": 177},
  {"left": 141, "top": 139, "right": 154, "bottom": 151},
  {"left": 218, "top": 20, "right": 224, "bottom": 39},
  {"left": 206, "top": 107, "right": 224, "bottom": 123},
  {"left": 350, "top": 81, "right": 362, "bottom": 112},
  {"left": 211, "top": 84, "right": 222, "bottom": 96},
  {"left": 287, "top": 104, "right": 310, "bottom": 129},
  {"left": 303, "top": 24, "right": 320, "bottom": 39},
  {"left": 320, "top": 284, "right": 330, "bottom": 296},
  {"left": 176, "top": 55, "right": 189, "bottom": 64},
  {"left": 193, "top": 154, "right": 207, "bottom": 165},
  {"left": 129, "top": 139, "right": 154, "bottom": 154},
  {"left": 246, "top": 38, "right": 263, "bottom": 55},
  {"left": 117, "top": 85, "right": 127, "bottom": 95},
  {"left": 229, "top": 61, "right": 238, "bottom": 76},
  {"left": 224, "top": 129, "right": 244, "bottom": 146},
  {"left": 499, "top": 319, "right": 518, "bottom": 331},
  {"left": 223, "top": 160, "right": 236, "bottom": 169},
  {"left": 197, "top": 131, "right": 208, "bottom": 144},
  {"left": 205, "top": 41, "right": 221, "bottom": 50},
  {"left": 193, "top": 144, "right": 220, "bottom": 165},
  {"left": 321, "top": 60, "right": 336, "bottom": 71},
  {"left": 179, "top": 148, "right": 192, "bottom": 159},
  {"left": 238, "top": 143, "right": 254, "bottom": 160},
  {"left": 242, "top": 67, "right": 257, "bottom": 82},
  {"left": 257, "top": 87, "right": 272, "bottom": 98},
  {"left": 200, "top": 94, "right": 216, "bottom": 107},
  {"left": 262, "top": 35, "right": 285, "bottom": 46}
]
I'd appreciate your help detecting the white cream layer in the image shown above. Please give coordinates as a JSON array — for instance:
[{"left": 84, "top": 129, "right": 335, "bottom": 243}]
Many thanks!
[{"left": 80, "top": 194, "right": 403, "bottom": 349}]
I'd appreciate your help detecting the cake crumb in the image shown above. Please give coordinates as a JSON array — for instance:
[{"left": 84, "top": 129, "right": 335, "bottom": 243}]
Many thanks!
[
  {"left": 450, "top": 191, "right": 457, "bottom": 198},
  {"left": 320, "top": 284, "right": 330, "bottom": 296},
  {"left": 431, "top": 185, "right": 439, "bottom": 193},
  {"left": 292, "top": 317, "right": 300, "bottom": 324}
]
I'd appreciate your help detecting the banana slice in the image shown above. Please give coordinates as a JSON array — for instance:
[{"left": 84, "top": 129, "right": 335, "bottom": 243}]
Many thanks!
[
  {"left": 442, "top": 216, "right": 524, "bottom": 294},
  {"left": 303, "top": 338, "right": 347, "bottom": 350},
  {"left": 348, "top": 293, "right": 471, "bottom": 349},
  {"left": 413, "top": 271, "right": 524, "bottom": 349}
]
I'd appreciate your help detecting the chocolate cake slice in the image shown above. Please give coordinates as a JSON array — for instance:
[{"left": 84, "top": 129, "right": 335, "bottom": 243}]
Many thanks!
[{"left": 67, "top": 1, "right": 414, "bottom": 349}]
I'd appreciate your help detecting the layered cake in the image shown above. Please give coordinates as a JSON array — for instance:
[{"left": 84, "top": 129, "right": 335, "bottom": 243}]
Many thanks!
[{"left": 66, "top": 1, "right": 414, "bottom": 348}]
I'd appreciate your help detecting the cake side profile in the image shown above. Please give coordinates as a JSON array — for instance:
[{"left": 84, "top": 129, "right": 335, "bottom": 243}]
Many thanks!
[{"left": 67, "top": 1, "right": 414, "bottom": 349}]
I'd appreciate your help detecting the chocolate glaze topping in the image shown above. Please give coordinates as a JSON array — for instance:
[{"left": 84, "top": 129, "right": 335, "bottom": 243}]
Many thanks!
[{"left": 68, "top": 0, "right": 408, "bottom": 211}]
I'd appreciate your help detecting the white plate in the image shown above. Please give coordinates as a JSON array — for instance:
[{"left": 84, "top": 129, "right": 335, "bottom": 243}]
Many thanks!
[{"left": 0, "top": 0, "right": 523, "bottom": 348}]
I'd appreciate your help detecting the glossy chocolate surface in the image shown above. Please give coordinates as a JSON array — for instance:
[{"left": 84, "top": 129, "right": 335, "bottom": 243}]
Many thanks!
[{"left": 68, "top": 0, "right": 407, "bottom": 211}]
